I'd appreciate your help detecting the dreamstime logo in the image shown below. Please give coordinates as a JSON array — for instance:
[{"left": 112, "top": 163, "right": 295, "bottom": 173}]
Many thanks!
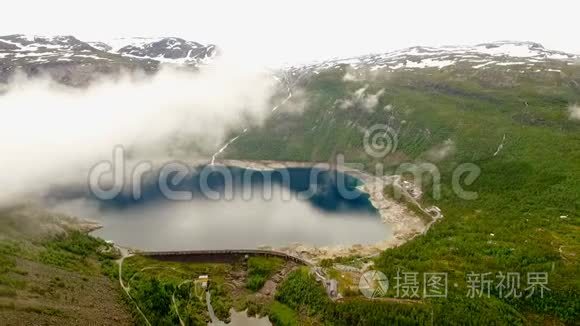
[
  {"left": 363, "top": 124, "right": 398, "bottom": 158},
  {"left": 86, "top": 131, "right": 481, "bottom": 203},
  {"left": 87, "top": 146, "right": 363, "bottom": 202},
  {"left": 359, "top": 270, "right": 389, "bottom": 299}
]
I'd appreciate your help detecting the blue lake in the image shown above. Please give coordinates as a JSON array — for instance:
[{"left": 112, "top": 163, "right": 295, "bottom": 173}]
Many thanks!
[{"left": 49, "top": 167, "right": 392, "bottom": 250}]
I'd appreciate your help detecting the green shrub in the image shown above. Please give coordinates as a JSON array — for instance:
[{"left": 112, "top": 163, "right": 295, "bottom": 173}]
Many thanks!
[
  {"left": 246, "top": 257, "right": 283, "bottom": 291},
  {"left": 268, "top": 301, "right": 299, "bottom": 326},
  {"left": 275, "top": 268, "right": 329, "bottom": 316},
  {"left": 246, "top": 275, "right": 267, "bottom": 292}
]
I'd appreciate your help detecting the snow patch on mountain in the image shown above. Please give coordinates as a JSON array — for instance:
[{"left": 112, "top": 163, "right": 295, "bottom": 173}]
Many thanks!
[
  {"left": 405, "top": 59, "right": 456, "bottom": 69},
  {"left": 100, "top": 37, "right": 216, "bottom": 64},
  {"left": 0, "top": 34, "right": 217, "bottom": 67},
  {"left": 286, "top": 41, "right": 579, "bottom": 74}
]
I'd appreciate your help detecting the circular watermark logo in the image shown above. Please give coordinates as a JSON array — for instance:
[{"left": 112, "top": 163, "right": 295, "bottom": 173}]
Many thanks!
[
  {"left": 363, "top": 124, "right": 398, "bottom": 158},
  {"left": 359, "top": 270, "right": 389, "bottom": 298}
]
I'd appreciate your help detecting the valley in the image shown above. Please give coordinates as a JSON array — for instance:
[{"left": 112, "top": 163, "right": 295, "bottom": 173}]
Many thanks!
[{"left": 0, "top": 33, "right": 579, "bottom": 325}]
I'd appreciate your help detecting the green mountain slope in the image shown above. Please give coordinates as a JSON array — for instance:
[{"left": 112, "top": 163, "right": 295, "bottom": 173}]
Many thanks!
[
  {"left": 224, "top": 63, "right": 580, "bottom": 323},
  {"left": 0, "top": 207, "right": 136, "bottom": 325}
]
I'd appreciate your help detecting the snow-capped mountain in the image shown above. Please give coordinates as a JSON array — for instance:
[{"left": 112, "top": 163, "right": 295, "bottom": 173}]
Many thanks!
[
  {"left": 0, "top": 34, "right": 217, "bottom": 85},
  {"left": 0, "top": 35, "right": 109, "bottom": 64},
  {"left": 1, "top": 35, "right": 577, "bottom": 87},
  {"left": 287, "top": 41, "right": 579, "bottom": 77},
  {"left": 0, "top": 34, "right": 216, "bottom": 65},
  {"left": 105, "top": 37, "right": 216, "bottom": 64}
]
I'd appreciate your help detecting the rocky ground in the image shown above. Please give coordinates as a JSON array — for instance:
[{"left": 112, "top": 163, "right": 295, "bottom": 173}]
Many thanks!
[{"left": 257, "top": 261, "right": 299, "bottom": 298}]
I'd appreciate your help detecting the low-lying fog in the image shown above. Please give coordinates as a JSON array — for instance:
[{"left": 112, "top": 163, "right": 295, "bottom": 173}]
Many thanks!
[{"left": 1, "top": 52, "right": 392, "bottom": 250}]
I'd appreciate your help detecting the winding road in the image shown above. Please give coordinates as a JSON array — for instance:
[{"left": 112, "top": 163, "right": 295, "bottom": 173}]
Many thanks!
[{"left": 116, "top": 247, "right": 152, "bottom": 326}]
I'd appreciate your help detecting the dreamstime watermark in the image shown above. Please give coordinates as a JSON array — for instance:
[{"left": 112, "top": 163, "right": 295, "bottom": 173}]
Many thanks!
[
  {"left": 88, "top": 146, "right": 364, "bottom": 202},
  {"left": 363, "top": 124, "right": 398, "bottom": 158},
  {"left": 87, "top": 124, "right": 481, "bottom": 202}
]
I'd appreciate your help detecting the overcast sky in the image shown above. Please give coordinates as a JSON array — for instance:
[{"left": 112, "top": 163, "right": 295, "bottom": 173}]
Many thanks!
[{"left": 1, "top": 0, "right": 578, "bottom": 64}]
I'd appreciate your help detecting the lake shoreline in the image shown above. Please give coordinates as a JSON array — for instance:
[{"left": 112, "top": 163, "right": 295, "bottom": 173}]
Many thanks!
[
  {"left": 212, "top": 159, "right": 441, "bottom": 262},
  {"left": 65, "top": 158, "right": 439, "bottom": 262}
]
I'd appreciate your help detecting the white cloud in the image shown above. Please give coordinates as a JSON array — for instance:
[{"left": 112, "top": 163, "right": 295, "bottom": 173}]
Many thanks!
[
  {"left": 353, "top": 86, "right": 368, "bottom": 99},
  {"left": 362, "top": 89, "right": 385, "bottom": 111},
  {"left": 343, "top": 71, "right": 359, "bottom": 82},
  {"left": 0, "top": 57, "right": 277, "bottom": 204},
  {"left": 423, "top": 139, "right": 456, "bottom": 162},
  {"left": 336, "top": 86, "right": 384, "bottom": 112},
  {"left": 569, "top": 104, "right": 580, "bottom": 121}
]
